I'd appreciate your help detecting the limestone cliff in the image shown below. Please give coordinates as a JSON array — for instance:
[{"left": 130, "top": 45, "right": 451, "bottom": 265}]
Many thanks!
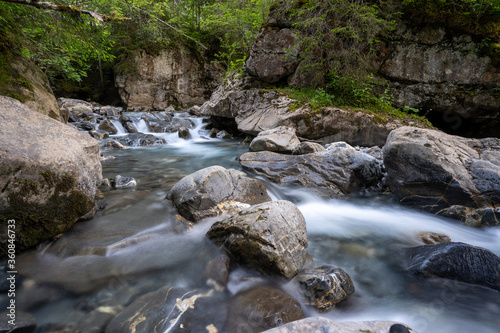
[{"left": 115, "top": 48, "right": 225, "bottom": 110}]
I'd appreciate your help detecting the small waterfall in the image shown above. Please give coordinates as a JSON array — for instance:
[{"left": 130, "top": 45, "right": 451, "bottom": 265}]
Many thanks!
[
  {"left": 135, "top": 119, "right": 150, "bottom": 133},
  {"left": 109, "top": 118, "right": 127, "bottom": 135}
]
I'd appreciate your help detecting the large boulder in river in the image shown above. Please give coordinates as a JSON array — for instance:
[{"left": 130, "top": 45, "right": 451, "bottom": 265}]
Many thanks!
[
  {"left": 261, "top": 318, "right": 416, "bottom": 333},
  {"left": 167, "top": 166, "right": 271, "bottom": 222},
  {"left": 295, "top": 265, "right": 355, "bottom": 312},
  {"left": 207, "top": 200, "right": 308, "bottom": 279},
  {"left": 239, "top": 143, "right": 383, "bottom": 197},
  {"left": 0, "top": 96, "right": 102, "bottom": 257},
  {"left": 249, "top": 126, "right": 300, "bottom": 153},
  {"left": 400, "top": 242, "right": 500, "bottom": 292},
  {"left": 105, "top": 287, "right": 226, "bottom": 333},
  {"left": 383, "top": 126, "right": 500, "bottom": 226}
]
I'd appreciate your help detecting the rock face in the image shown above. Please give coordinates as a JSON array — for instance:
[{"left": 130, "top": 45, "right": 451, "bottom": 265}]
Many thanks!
[
  {"left": 383, "top": 126, "right": 500, "bottom": 226},
  {"left": 261, "top": 318, "right": 417, "bottom": 333},
  {"left": 105, "top": 288, "right": 226, "bottom": 333},
  {"left": 240, "top": 143, "right": 383, "bottom": 197},
  {"left": 114, "top": 48, "right": 224, "bottom": 110},
  {"left": 249, "top": 126, "right": 300, "bottom": 153},
  {"left": 0, "top": 96, "right": 102, "bottom": 257},
  {"left": 226, "top": 285, "right": 304, "bottom": 333},
  {"left": 242, "top": 5, "right": 500, "bottom": 138},
  {"left": 167, "top": 166, "right": 271, "bottom": 222},
  {"left": 245, "top": 27, "right": 298, "bottom": 84},
  {"left": 400, "top": 242, "right": 500, "bottom": 291},
  {"left": 207, "top": 200, "right": 308, "bottom": 279},
  {"left": 1, "top": 59, "right": 64, "bottom": 122},
  {"left": 201, "top": 76, "right": 427, "bottom": 146},
  {"left": 295, "top": 265, "right": 355, "bottom": 312}
]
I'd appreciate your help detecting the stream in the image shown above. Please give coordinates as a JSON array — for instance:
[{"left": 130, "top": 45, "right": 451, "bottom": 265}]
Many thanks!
[{"left": 12, "top": 113, "right": 500, "bottom": 332}]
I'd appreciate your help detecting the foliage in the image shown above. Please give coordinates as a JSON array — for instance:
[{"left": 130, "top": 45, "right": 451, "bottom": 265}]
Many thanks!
[{"left": 401, "top": 0, "right": 500, "bottom": 37}]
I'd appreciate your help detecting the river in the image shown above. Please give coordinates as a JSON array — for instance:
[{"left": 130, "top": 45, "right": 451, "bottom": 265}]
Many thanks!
[{"left": 13, "top": 114, "right": 500, "bottom": 332}]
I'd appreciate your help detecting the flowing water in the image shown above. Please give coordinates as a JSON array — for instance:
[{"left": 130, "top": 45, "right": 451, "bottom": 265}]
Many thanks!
[{"left": 10, "top": 114, "right": 500, "bottom": 332}]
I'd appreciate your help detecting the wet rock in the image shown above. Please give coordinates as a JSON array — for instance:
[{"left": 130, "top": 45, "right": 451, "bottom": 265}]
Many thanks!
[
  {"left": 249, "top": 126, "right": 300, "bottom": 153},
  {"left": 102, "top": 106, "right": 122, "bottom": 117},
  {"left": 112, "top": 175, "right": 137, "bottom": 188},
  {"left": 141, "top": 112, "right": 194, "bottom": 133},
  {"left": 207, "top": 200, "right": 308, "bottom": 279},
  {"left": 261, "top": 318, "right": 417, "bottom": 333},
  {"left": 115, "top": 133, "right": 166, "bottom": 147},
  {"left": 294, "top": 265, "right": 355, "bottom": 312},
  {"left": 77, "top": 306, "right": 120, "bottom": 333},
  {"left": 89, "top": 130, "right": 109, "bottom": 140},
  {"left": 119, "top": 115, "right": 138, "bottom": 133},
  {"left": 383, "top": 126, "right": 500, "bottom": 226},
  {"left": 416, "top": 232, "right": 451, "bottom": 245},
  {"left": 239, "top": 143, "right": 383, "bottom": 197},
  {"left": 167, "top": 166, "right": 271, "bottom": 222},
  {"left": 0, "top": 96, "right": 102, "bottom": 257},
  {"left": 98, "top": 119, "right": 118, "bottom": 134},
  {"left": 189, "top": 105, "right": 202, "bottom": 116},
  {"left": 400, "top": 242, "right": 500, "bottom": 291},
  {"left": 178, "top": 126, "right": 190, "bottom": 139},
  {"left": 390, "top": 324, "right": 411, "bottom": 333},
  {"left": 101, "top": 139, "right": 128, "bottom": 150},
  {"left": 216, "top": 130, "right": 231, "bottom": 139},
  {"left": 226, "top": 285, "right": 304, "bottom": 333},
  {"left": 105, "top": 288, "right": 226, "bottom": 333},
  {"left": 0, "top": 311, "right": 36, "bottom": 333},
  {"left": 74, "top": 121, "right": 95, "bottom": 131},
  {"left": 203, "top": 255, "right": 230, "bottom": 290},
  {"left": 292, "top": 141, "right": 325, "bottom": 155}
]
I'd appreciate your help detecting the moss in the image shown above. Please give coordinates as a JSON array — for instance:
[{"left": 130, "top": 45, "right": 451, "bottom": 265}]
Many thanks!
[
  {"left": 0, "top": 171, "right": 93, "bottom": 258},
  {"left": 0, "top": 53, "right": 34, "bottom": 103}
]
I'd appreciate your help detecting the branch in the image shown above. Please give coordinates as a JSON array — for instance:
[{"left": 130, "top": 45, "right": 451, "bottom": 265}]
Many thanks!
[
  {"left": 135, "top": 7, "right": 208, "bottom": 50},
  {"left": 0, "top": 0, "right": 127, "bottom": 22}
]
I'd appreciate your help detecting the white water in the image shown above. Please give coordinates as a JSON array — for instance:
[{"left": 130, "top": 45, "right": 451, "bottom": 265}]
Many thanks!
[
  {"left": 109, "top": 118, "right": 128, "bottom": 135},
  {"left": 14, "top": 113, "right": 500, "bottom": 332}
]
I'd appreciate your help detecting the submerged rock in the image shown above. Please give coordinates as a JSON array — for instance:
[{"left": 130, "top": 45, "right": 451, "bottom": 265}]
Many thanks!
[
  {"left": 207, "top": 200, "right": 308, "bottom": 279},
  {"left": 0, "top": 96, "right": 102, "bottom": 257},
  {"left": 249, "top": 126, "right": 300, "bottom": 153},
  {"left": 383, "top": 126, "right": 500, "bottom": 226},
  {"left": 225, "top": 285, "right": 304, "bottom": 333},
  {"left": 112, "top": 175, "right": 137, "bottom": 188},
  {"left": 295, "top": 265, "right": 355, "bottom": 312},
  {"left": 239, "top": 143, "right": 382, "bottom": 197},
  {"left": 167, "top": 166, "right": 271, "bottom": 222},
  {"left": 105, "top": 288, "right": 226, "bottom": 333},
  {"left": 115, "top": 133, "right": 166, "bottom": 147},
  {"left": 261, "top": 318, "right": 417, "bottom": 333},
  {"left": 400, "top": 242, "right": 500, "bottom": 291}
]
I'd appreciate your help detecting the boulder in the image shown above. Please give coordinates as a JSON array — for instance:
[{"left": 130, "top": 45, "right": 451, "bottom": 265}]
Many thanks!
[
  {"left": 249, "top": 126, "right": 300, "bottom": 153},
  {"left": 0, "top": 58, "right": 64, "bottom": 122},
  {"left": 178, "top": 126, "right": 190, "bottom": 139},
  {"left": 167, "top": 166, "right": 271, "bottom": 222},
  {"left": 119, "top": 115, "right": 138, "bottom": 133},
  {"left": 383, "top": 126, "right": 500, "bottom": 226},
  {"left": 416, "top": 231, "right": 451, "bottom": 245},
  {"left": 292, "top": 142, "right": 325, "bottom": 155},
  {"left": 207, "top": 200, "right": 308, "bottom": 279},
  {"left": 295, "top": 265, "right": 355, "bottom": 312},
  {"left": 261, "top": 318, "right": 417, "bottom": 333},
  {"left": 101, "top": 139, "right": 128, "bottom": 150},
  {"left": 115, "top": 133, "right": 166, "bottom": 147},
  {"left": 225, "top": 285, "right": 304, "bottom": 333},
  {"left": 89, "top": 130, "right": 109, "bottom": 140},
  {"left": 141, "top": 112, "right": 194, "bottom": 133},
  {"left": 400, "top": 242, "right": 500, "bottom": 291},
  {"left": 98, "top": 119, "right": 118, "bottom": 134},
  {"left": 58, "top": 97, "right": 93, "bottom": 121},
  {"left": 105, "top": 288, "right": 226, "bottom": 333},
  {"left": 239, "top": 143, "right": 383, "bottom": 197},
  {"left": 0, "top": 96, "right": 102, "bottom": 257},
  {"left": 202, "top": 255, "right": 230, "bottom": 290}
]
